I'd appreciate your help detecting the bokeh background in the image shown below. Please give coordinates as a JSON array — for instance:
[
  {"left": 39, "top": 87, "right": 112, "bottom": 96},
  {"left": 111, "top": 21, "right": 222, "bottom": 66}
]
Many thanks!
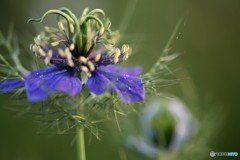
[{"left": 0, "top": 0, "right": 239, "bottom": 160}]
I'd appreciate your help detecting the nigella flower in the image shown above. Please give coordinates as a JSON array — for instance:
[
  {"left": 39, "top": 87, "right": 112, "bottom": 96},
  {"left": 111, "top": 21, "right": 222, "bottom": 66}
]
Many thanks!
[
  {"left": 127, "top": 97, "right": 197, "bottom": 158},
  {"left": 0, "top": 8, "right": 145, "bottom": 104}
]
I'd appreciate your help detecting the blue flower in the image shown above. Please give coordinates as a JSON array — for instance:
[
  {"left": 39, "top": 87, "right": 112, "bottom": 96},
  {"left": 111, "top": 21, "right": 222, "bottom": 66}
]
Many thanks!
[{"left": 0, "top": 8, "right": 145, "bottom": 104}]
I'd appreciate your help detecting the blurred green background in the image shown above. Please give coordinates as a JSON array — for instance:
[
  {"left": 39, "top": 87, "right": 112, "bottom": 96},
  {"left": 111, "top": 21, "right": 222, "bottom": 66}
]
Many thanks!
[{"left": 0, "top": 0, "right": 239, "bottom": 159}]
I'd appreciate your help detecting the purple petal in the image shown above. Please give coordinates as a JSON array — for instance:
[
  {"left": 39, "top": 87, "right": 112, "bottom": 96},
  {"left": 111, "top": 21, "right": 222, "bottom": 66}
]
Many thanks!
[
  {"left": 101, "top": 65, "right": 142, "bottom": 76},
  {"left": 87, "top": 66, "right": 145, "bottom": 104},
  {"left": 25, "top": 67, "right": 82, "bottom": 102},
  {"left": 0, "top": 80, "right": 24, "bottom": 93}
]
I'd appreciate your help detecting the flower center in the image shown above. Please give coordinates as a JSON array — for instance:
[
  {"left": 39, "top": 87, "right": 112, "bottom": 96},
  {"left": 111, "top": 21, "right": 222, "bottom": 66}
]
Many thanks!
[{"left": 29, "top": 8, "right": 132, "bottom": 77}]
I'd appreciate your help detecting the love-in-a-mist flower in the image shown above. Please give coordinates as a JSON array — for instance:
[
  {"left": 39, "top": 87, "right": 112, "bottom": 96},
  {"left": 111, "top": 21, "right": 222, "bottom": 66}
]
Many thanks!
[{"left": 0, "top": 8, "right": 145, "bottom": 104}]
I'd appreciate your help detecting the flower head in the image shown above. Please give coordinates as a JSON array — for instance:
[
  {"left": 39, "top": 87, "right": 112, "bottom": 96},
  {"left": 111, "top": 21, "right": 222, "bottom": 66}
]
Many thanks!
[
  {"left": 0, "top": 8, "right": 145, "bottom": 104},
  {"left": 127, "top": 97, "right": 198, "bottom": 158}
]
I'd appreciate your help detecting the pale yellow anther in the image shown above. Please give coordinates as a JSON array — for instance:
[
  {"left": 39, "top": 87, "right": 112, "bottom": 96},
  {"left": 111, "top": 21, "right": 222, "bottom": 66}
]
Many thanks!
[
  {"left": 37, "top": 35, "right": 41, "bottom": 41},
  {"left": 44, "top": 26, "right": 50, "bottom": 32},
  {"left": 121, "top": 44, "right": 129, "bottom": 54},
  {"left": 43, "top": 50, "right": 53, "bottom": 65},
  {"left": 69, "top": 43, "right": 75, "bottom": 51},
  {"left": 104, "top": 44, "right": 114, "bottom": 51},
  {"left": 86, "top": 72, "right": 92, "bottom": 78},
  {"left": 94, "top": 53, "right": 101, "bottom": 62},
  {"left": 115, "top": 48, "right": 121, "bottom": 55},
  {"left": 51, "top": 41, "right": 60, "bottom": 47},
  {"left": 113, "top": 48, "right": 121, "bottom": 64},
  {"left": 44, "top": 57, "right": 50, "bottom": 64},
  {"left": 47, "top": 50, "right": 53, "bottom": 59},
  {"left": 67, "top": 59, "right": 74, "bottom": 67},
  {"left": 38, "top": 48, "right": 46, "bottom": 57},
  {"left": 123, "top": 53, "right": 129, "bottom": 60},
  {"left": 64, "top": 48, "right": 71, "bottom": 58},
  {"left": 63, "top": 48, "right": 74, "bottom": 67},
  {"left": 121, "top": 45, "right": 131, "bottom": 61},
  {"left": 70, "top": 23, "right": 74, "bottom": 33},
  {"left": 81, "top": 66, "right": 89, "bottom": 73},
  {"left": 64, "top": 48, "right": 71, "bottom": 57},
  {"left": 34, "top": 36, "right": 41, "bottom": 45},
  {"left": 58, "top": 22, "right": 65, "bottom": 30},
  {"left": 87, "top": 61, "right": 95, "bottom": 72},
  {"left": 79, "top": 56, "right": 88, "bottom": 64},
  {"left": 58, "top": 49, "right": 66, "bottom": 57},
  {"left": 99, "top": 27, "right": 105, "bottom": 36},
  {"left": 30, "top": 44, "right": 37, "bottom": 52},
  {"left": 81, "top": 66, "right": 91, "bottom": 77},
  {"left": 113, "top": 56, "right": 119, "bottom": 64}
]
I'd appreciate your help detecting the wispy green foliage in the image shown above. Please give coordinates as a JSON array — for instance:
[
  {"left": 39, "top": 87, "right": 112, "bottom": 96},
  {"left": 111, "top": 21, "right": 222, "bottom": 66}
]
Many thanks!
[
  {"left": 142, "top": 18, "right": 184, "bottom": 95},
  {"left": 0, "top": 10, "right": 184, "bottom": 141},
  {"left": 0, "top": 24, "right": 29, "bottom": 80}
]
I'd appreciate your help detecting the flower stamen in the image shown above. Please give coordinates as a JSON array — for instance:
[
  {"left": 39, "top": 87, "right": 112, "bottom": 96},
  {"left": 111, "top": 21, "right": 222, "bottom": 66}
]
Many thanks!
[
  {"left": 58, "top": 49, "right": 66, "bottom": 58},
  {"left": 58, "top": 22, "right": 65, "bottom": 31},
  {"left": 79, "top": 56, "right": 88, "bottom": 64},
  {"left": 38, "top": 48, "right": 46, "bottom": 57},
  {"left": 69, "top": 43, "right": 75, "bottom": 51},
  {"left": 81, "top": 66, "right": 91, "bottom": 77},
  {"left": 121, "top": 44, "right": 130, "bottom": 60},
  {"left": 51, "top": 40, "right": 66, "bottom": 47},
  {"left": 87, "top": 61, "right": 95, "bottom": 72},
  {"left": 113, "top": 48, "right": 121, "bottom": 64},
  {"left": 65, "top": 48, "right": 74, "bottom": 67},
  {"left": 70, "top": 23, "right": 75, "bottom": 33},
  {"left": 44, "top": 50, "right": 52, "bottom": 65},
  {"left": 94, "top": 53, "right": 101, "bottom": 62}
]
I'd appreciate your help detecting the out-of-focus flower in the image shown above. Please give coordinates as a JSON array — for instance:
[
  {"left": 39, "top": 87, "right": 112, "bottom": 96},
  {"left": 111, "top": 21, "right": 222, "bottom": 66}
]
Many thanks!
[
  {"left": 127, "top": 97, "right": 198, "bottom": 158},
  {"left": 0, "top": 8, "right": 144, "bottom": 104}
]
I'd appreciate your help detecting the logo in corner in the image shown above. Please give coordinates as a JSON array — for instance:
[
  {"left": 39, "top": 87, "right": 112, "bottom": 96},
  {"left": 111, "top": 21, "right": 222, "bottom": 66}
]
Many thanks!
[{"left": 210, "top": 151, "right": 216, "bottom": 157}]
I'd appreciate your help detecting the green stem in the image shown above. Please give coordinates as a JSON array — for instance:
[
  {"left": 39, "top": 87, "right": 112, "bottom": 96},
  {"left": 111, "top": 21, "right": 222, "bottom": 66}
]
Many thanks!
[{"left": 76, "top": 125, "right": 86, "bottom": 160}]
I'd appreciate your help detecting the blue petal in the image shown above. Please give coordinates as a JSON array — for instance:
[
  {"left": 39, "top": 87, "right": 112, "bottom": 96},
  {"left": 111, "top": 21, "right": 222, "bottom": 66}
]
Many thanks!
[
  {"left": 25, "top": 67, "right": 82, "bottom": 102},
  {"left": 101, "top": 65, "right": 142, "bottom": 76},
  {"left": 0, "top": 80, "right": 24, "bottom": 93},
  {"left": 87, "top": 66, "right": 145, "bottom": 104}
]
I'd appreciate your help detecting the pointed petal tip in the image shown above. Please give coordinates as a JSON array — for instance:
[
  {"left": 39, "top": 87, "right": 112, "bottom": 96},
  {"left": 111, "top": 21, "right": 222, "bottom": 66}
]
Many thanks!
[
  {"left": 87, "top": 66, "right": 145, "bottom": 104},
  {"left": 0, "top": 80, "right": 25, "bottom": 93}
]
